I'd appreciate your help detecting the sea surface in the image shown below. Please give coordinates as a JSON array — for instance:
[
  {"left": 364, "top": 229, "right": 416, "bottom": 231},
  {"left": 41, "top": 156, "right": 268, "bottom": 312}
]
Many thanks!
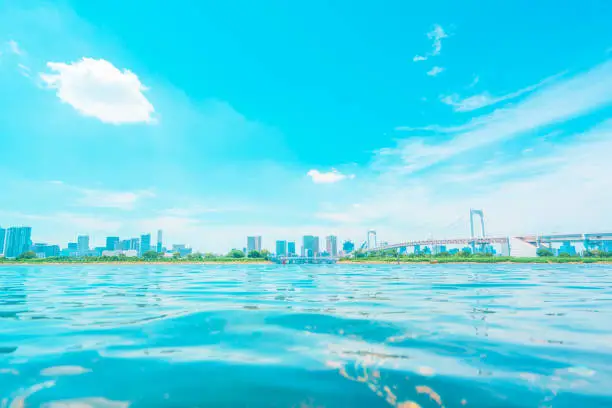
[{"left": 1, "top": 264, "right": 612, "bottom": 407}]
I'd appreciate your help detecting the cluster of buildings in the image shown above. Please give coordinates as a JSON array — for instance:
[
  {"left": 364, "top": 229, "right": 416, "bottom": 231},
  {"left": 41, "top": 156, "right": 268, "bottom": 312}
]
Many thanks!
[
  {"left": 246, "top": 235, "right": 343, "bottom": 257},
  {"left": 0, "top": 226, "right": 193, "bottom": 259}
]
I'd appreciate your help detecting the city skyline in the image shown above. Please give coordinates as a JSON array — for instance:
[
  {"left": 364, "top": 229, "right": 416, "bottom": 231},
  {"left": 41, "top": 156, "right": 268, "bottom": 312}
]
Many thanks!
[{"left": 1, "top": 2, "right": 611, "bottom": 253}]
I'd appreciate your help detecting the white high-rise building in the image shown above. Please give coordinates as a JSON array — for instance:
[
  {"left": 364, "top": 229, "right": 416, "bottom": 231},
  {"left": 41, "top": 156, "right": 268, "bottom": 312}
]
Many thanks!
[
  {"left": 326, "top": 235, "right": 338, "bottom": 257},
  {"left": 247, "top": 236, "right": 262, "bottom": 252},
  {"left": 77, "top": 235, "right": 90, "bottom": 255},
  {"left": 157, "top": 230, "right": 163, "bottom": 252}
]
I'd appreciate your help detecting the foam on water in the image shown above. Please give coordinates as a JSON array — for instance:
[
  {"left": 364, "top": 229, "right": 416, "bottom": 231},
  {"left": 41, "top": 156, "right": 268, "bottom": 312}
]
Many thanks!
[{"left": 1, "top": 264, "right": 611, "bottom": 407}]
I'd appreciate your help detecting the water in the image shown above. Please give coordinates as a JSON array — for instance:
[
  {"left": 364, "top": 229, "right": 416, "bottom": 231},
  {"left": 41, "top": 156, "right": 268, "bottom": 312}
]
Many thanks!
[{"left": 1, "top": 264, "right": 612, "bottom": 407}]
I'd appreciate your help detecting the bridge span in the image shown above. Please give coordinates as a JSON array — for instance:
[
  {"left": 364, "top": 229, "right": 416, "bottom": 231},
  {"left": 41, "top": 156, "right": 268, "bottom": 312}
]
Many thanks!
[{"left": 364, "top": 237, "right": 509, "bottom": 253}]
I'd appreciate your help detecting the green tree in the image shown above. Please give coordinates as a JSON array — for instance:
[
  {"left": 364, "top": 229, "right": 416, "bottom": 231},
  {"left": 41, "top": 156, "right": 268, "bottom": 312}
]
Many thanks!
[
  {"left": 142, "top": 250, "right": 160, "bottom": 260},
  {"left": 172, "top": 252, "right": 181, "bottom": 259},
  {"left": 187, "top": 252, "right": 204, "bottom": 261},
  {"left": 260, "top": 249, "right": 270, "bottom": 259},
  {"left": 248, "top": 250, "right": 262, "bottom": 258},
  {"left": 17, "top": 251, "right": 37, "bottom": 260},
  {"left": 228, "top": 249, "right": 245, "bottom": 258},
  {"left": 536, "top": 247, "right": 554, "bottom": 257}
]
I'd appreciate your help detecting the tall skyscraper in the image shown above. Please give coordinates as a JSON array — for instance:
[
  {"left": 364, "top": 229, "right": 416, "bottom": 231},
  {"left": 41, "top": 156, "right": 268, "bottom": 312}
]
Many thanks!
[
  {"left": 4, "top": 226, "right": 32, "bottom": 258},
  {"left": 106, "top": 236, "right": 120, "bottom": 251},
  {"left": 247, "top": 236, "right": 262, "bottom": 252},
  {"left": 275, "top": 240, "right": 287, "bottom": 256},
  {"left": 0, "top": 226, "right": 6, "bottom": 256},
  {"left": 156, "top": 230, "right": 163, "bottom": 252},
  {"left": 141, "top": 233, "right": 151, "bottom": 254},
  {"left": 129, "top": 238, "right": 140, "bottom": 252},
  {"left": 303, "top": 235, "right": 319, "bottom": 257},
  {"left": 326, "top": 235, "right": 338, "bottom": 257},
  {"left": 287, "top": 241, "right": 296, "bottom": 256},
  {"left": 77, "top": 235, "right": 90, "bottom": 255}
]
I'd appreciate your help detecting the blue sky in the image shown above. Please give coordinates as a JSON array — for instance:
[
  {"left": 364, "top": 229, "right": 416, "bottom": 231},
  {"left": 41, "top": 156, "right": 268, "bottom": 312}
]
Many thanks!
[{"left": 1, "top": 0, "right": 611, "bottom": 252}]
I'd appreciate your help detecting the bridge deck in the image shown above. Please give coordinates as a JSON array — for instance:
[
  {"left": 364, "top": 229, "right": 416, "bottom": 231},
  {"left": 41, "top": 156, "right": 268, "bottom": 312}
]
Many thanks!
[{"left": 365, "top": 237, "right": 509, "bottom": 252}]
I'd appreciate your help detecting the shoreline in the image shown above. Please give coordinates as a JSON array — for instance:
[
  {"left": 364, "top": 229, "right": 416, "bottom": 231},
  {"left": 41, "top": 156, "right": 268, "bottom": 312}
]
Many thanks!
[
  {"left": 1, "top": 259, "right": 610, "bottom": 265},
  {"left": 0, "top": 261, "right": 273, "bottom": 266}
]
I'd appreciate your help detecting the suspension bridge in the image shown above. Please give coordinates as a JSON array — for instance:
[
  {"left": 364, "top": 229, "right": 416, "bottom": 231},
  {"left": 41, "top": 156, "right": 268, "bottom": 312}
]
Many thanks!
[{"left": 359, "top": 209, "right": 612, "bottom": 256}]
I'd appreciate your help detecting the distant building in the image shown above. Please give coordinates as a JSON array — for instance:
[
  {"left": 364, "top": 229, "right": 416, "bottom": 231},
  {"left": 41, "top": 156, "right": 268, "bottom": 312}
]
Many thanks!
[
  {"left": 559, "top": 241, "right": 576, "bottom": 256},
  {"left": 0, "top": 226, "right": 6, "bottom": 255},
  {"left": 120, "top": 239, "right": 131, "bottom": 250},
  {"left": 287, "top": 241, "right": 296, "bottom": 256},
  {"left": 141, "top": 233, "right": 151, "bottom": 254},
  {"left": 77, "top": 235, "right": 90, "bottom": 255},
  {"left": 32, "top": 243, "right": 60, "bottom": 258},
  {"left": 106, "top": 237, "right": 120, "bottom": 251},
  {"left": 4, "top": 227, "right": 32, "bottom": 258},
  {"left": 303, "top": 235, "right": 319, "bottom": 257},
  {"left": 102, "top": 249, "right": 138, "bottom": 257},
  {"left": 63, "top": 242, "right": 78, "bottom": 257},
  {"left": 172, "top": 244, "right": 193, "bottom": 258},
  {"left": 276, "top": 240, "right": 287, "bottom": 256},
  {"left": 247, "top": 236, "right": 262, "bottom": 252},
  {"left": 129, "top": 238, "right": 140, "bottom": 252},
  {"left": 326, "top": 235, "right": 338, "bottom": 257},
  {"left": 342, "top": 240, "right": 355, "bottom": 254},
  {"left": 156, "top": 230, "right": 163, "bottom": 252},
  {"left": 94, "top": 246, "right": 106, "bottom": 256}
]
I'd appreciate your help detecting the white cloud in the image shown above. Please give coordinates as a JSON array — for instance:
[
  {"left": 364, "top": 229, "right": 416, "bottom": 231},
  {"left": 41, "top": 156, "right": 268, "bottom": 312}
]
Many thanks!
[
  {"left": 7, "top": 40, "right": 23, "bottom": 55},
  {"left": 320, "top": 124, "right": 612, "bottom": 240},
  {"left": 468, "top": 75, "right": 480, "bottom": 88},
  {"left": 40, "top": 58, "right": 155, "bottom": 124},
  {"left": 382, "top": 60, "right": 612, "bottom": 174},
  {"left": 413, "top": 24, "right": 448, "bottom": 62},
  {"left": 427, "top": 66, "right": 444, "bottom": 76},
  {"left": 307, "top": 169, "right": 355, "bottom": 184},
  {"left": 77, "top": 188, "right": 155, "bottom": 210},
  {"left": 428, "top": 25, "right": 448, "bottom": 56},
  {"left": 441, "top": 74, "right": 561, "bottom": 112},
  {"left": 17, "top": 63, "right": 31, "bottom": 78}
]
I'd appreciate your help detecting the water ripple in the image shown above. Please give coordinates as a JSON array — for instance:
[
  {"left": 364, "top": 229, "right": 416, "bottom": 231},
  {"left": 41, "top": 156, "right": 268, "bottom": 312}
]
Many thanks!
[{"left": 1, "top": 263, "right": 612, "bottom": 407}]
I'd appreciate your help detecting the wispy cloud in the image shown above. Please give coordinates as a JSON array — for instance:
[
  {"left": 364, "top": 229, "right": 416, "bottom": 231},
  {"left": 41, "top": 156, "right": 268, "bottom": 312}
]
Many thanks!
[
  {"left": 468, "top": 76, "right": 480, "bottom": 88},
  {"left": 77, "top": 189, "right": 155, "bottom": 210},
  {"left": 40, "top": 58, "right": 155, "bottom": 124},
  {"left": 413, "top": 24, "right": 448, "bottom": 62},
  {"left": 17, "top": 63, "right": 31, "bottom": 78},
  {"left": 307, "top": 169, "right": 355, "bottom": 184},
  {"left": 427, "top": 66, "right": 444, "bottom": 77},
  {"left": 47, "top": 181, "right": 155, "bottom": 210},
  {"left": 382, "top": 60, "right": 612, "bottom": 174},
  {"left": 7, "top": 39, "right": 23, "bottom": 55},
  {"left": 441, "top": 73, "right": 563, "bottom": 112}
]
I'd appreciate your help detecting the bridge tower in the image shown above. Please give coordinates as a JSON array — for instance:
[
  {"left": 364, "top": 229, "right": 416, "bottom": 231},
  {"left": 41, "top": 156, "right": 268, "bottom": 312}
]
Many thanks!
[
  {"left": 367, "top": 230, "right": 377, "bottom": 249},
  {"left": 469, "top": 209, "right": 486, "bottom": 253}
]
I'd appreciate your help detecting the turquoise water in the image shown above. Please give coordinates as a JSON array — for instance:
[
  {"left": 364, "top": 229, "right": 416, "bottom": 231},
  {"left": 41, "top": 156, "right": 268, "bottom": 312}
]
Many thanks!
[{"left": 1, "top": 264, "right": 611, "bottom": 407}]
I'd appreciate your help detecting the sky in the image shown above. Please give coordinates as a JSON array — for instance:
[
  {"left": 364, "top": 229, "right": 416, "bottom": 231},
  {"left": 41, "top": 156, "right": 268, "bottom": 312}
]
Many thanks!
[{"left": 1, "top": 0, "right": 611, "bottom": 252}]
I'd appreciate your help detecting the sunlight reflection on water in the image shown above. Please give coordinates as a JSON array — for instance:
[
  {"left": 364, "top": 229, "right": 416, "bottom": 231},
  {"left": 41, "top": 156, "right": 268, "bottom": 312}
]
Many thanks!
[{"left": 1, "top": 263, "right": 611, "bottom": 407}]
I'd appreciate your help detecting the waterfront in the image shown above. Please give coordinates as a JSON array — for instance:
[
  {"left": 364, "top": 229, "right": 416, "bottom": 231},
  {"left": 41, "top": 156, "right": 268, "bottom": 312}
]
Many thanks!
[{"left": 1, "top": 264, "right": 612, "bottom": 407}]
